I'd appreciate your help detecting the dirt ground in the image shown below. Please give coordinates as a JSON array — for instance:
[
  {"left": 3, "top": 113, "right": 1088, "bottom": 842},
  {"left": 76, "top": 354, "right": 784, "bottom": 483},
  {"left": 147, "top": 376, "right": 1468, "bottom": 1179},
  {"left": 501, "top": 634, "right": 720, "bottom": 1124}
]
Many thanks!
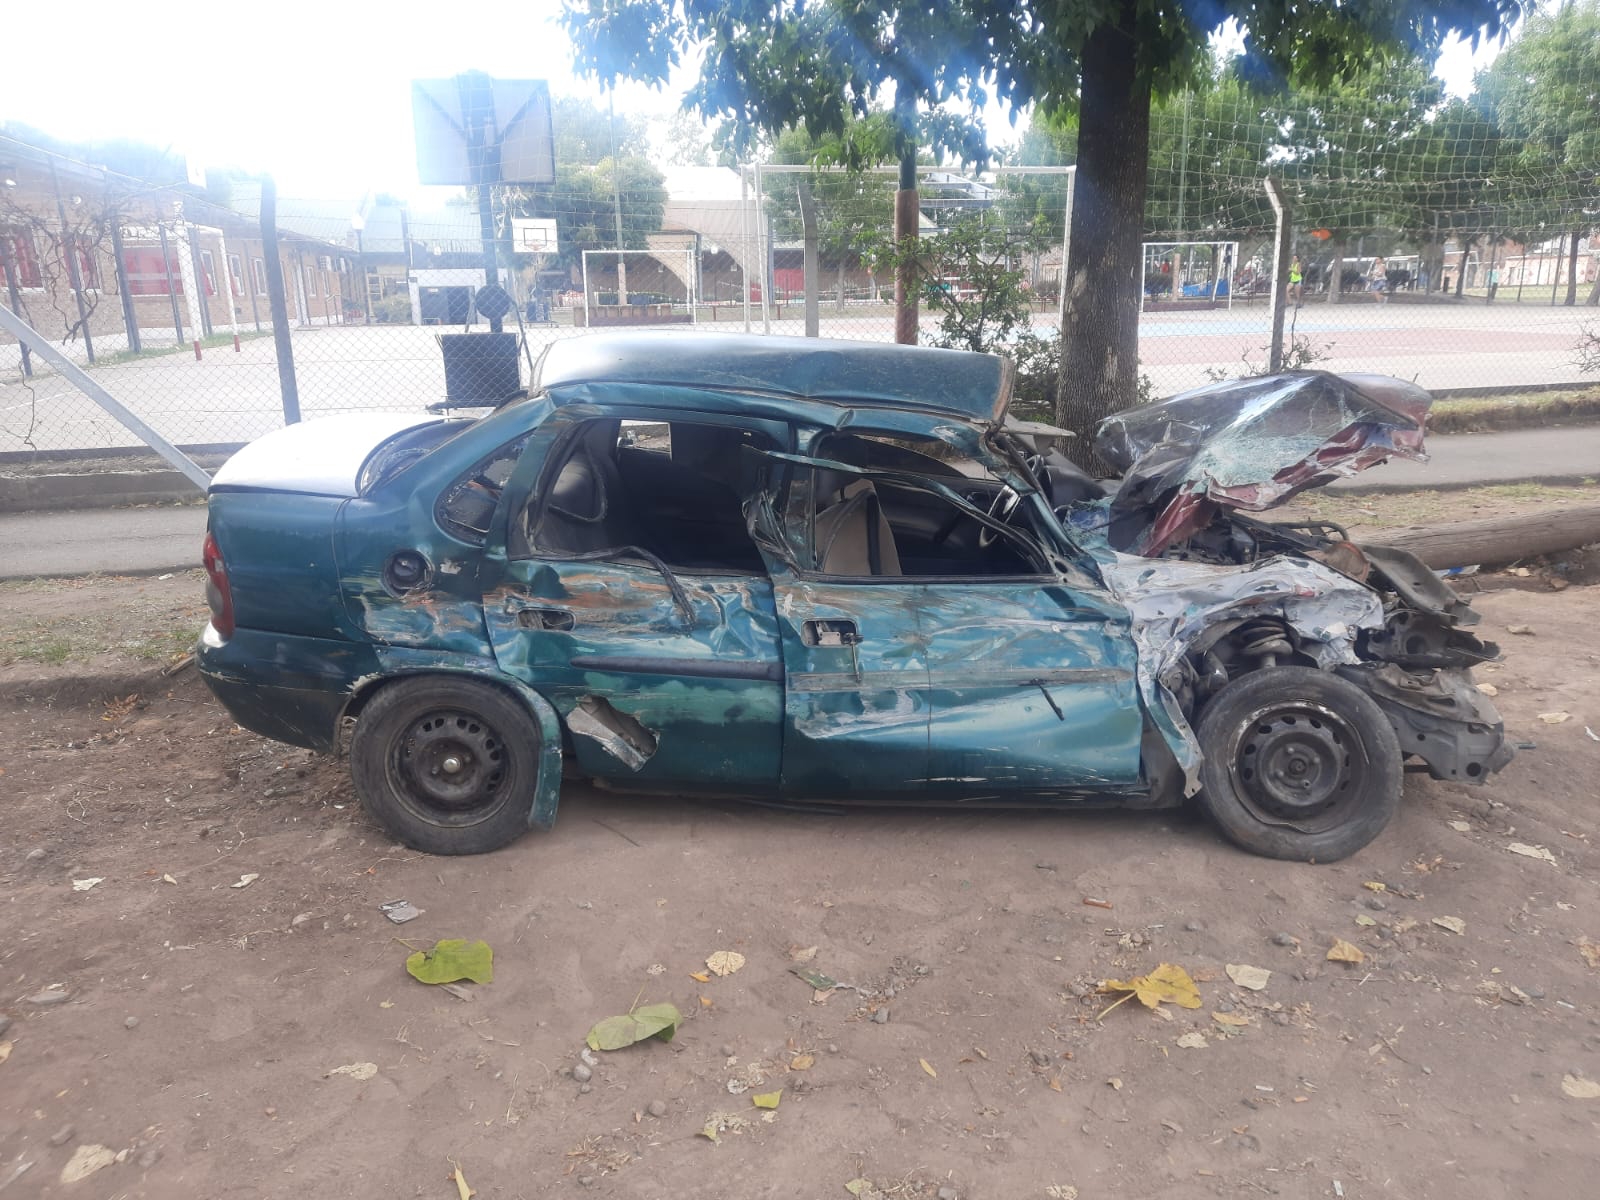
[{"left": 2, "top": 569, "right": 1598, "bottom": 1200}]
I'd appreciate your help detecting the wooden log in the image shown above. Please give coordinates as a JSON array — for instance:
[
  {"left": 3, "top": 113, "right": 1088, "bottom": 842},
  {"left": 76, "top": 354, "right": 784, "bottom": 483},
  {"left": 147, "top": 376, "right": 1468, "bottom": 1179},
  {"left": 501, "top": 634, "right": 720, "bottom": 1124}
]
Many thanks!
[{"left": 1365, "top": 503, "right": 1600, "bottom": 569}]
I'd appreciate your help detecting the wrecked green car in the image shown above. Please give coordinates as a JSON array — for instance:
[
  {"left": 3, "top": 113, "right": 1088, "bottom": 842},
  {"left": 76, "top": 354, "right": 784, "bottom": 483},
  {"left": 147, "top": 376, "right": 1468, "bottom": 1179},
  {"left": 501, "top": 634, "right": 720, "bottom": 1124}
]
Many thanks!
[{"left": 197, "top": 332, "right": 1511, "bottom": 861}]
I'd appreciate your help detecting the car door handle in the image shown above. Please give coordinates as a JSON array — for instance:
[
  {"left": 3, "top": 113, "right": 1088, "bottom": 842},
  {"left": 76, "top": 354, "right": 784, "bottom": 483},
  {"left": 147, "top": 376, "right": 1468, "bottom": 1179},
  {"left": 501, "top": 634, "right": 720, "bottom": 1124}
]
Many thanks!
[
  {"left": 802, "top": 619, "right": 862, "bottom": 647},
  {"left": 505, "top": 601, "right": 575, "bottom": 631}
]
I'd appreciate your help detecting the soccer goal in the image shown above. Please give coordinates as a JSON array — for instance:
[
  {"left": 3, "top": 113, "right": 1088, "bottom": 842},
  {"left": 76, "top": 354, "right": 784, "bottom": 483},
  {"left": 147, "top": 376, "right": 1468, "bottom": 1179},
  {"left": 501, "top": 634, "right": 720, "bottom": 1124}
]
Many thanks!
[{"left": 1142, "top": 241, "right": 1240, "bottom": 310}]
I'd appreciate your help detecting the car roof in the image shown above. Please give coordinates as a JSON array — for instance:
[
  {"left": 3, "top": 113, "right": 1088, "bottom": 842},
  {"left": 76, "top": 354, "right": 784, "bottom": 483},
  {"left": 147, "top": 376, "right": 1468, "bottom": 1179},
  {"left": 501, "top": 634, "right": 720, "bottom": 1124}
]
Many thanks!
[{"left": 534, "top": 331, "right": 1013, "bottom": 425}]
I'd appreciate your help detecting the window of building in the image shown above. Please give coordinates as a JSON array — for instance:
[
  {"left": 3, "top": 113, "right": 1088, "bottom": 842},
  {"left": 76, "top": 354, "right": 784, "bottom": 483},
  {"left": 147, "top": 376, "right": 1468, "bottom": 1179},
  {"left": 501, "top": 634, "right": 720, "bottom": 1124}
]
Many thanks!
[
  {"left": 2, "top": 230, "right": 44, "bottom": 289},
  {"left": 199, "top": 250, "right": 218, "bottom": 296},
  {"left": 303, "top": 263, "right": 317, "bottom": 297},
  {"left": 228, "top": 253, "right": 244, "bottom": 296},
  {"left": 121, "top": 246, "right": 181, "bottom": 295},
  {"left": 252, "top": 258, "right": 267, "bottom": 294}
]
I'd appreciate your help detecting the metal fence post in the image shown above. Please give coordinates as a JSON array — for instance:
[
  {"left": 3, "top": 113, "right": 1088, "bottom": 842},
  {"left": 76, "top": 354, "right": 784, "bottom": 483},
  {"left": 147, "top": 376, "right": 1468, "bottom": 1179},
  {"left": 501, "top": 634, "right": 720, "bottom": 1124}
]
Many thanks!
[
  {"left": 1264, "top": 178, "right": 1291, "bottom": 373},
  {"left": 2, "top": 253, "right": 32, "bottom": 377},
  {"left": 260, "top": 176, "right": 300, "bottom": 425},
  {"left": 108, "top": 222, "right": 141, "bottom": 355}
]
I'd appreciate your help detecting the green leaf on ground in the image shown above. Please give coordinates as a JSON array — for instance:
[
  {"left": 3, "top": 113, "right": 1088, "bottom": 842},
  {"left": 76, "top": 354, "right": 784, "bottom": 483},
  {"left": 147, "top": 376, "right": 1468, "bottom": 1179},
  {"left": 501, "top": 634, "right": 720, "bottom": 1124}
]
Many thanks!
[
  {"left": 586, "top": 1002, "right": 683, "bottom": 1051},
  {"left": 404, "top": 939, "right": 494, "bottom": 985}
]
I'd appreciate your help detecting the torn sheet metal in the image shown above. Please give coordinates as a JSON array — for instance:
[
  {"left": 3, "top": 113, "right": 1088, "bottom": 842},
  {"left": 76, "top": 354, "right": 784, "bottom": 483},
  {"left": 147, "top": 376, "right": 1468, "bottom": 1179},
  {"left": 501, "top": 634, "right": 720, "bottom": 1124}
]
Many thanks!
[
  {"left": 566, "top": 696, "right": 659, "bottom": 771},
  {"left": 1097, "top": 372, "right": 1431, "bottom": 554},
  {"left": 1100, "top": 553, "right": 1386, "bottom": 792}
]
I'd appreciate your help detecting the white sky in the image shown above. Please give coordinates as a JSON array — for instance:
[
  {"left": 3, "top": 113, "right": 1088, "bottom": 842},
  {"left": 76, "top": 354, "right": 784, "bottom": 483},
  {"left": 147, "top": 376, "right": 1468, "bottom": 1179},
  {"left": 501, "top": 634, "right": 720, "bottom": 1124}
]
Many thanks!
[{"left": 0, "top": 1, "right": 1512, "bottom": 204}]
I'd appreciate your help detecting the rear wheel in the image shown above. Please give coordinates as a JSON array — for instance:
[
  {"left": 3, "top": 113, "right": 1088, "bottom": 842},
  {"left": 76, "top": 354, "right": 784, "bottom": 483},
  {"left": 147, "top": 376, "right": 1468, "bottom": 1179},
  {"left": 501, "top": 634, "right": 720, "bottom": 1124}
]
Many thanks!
[
  {"left": 1195, "top": 666, "right": 1401, "bottom": 862},
  {"left": 350, "top": 677, "right": 539, "bottom": 855}
]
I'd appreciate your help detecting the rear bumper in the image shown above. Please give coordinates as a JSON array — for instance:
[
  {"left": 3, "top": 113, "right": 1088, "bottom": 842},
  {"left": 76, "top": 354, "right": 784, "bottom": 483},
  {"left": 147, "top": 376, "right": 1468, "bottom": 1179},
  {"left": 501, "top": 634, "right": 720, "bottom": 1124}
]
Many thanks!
[{"left": 197, "top": 623, "right": 376, "bottom": 751}]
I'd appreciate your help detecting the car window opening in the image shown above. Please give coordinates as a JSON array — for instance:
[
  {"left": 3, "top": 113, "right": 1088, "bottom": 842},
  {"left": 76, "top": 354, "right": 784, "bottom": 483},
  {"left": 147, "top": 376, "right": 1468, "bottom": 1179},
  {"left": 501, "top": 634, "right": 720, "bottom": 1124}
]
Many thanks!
[
  {"left": 531, "top": 419, "right": 777, "bottom": 574},
  {"left": 806, "top": 433, "right": 1044, "bottom": 579}
]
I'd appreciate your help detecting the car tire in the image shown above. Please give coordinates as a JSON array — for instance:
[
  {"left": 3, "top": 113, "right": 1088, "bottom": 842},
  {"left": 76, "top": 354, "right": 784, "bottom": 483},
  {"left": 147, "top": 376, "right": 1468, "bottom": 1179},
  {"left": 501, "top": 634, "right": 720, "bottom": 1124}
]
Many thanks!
[
  {"left": 350, "top": 676, "right": 540, "bottom": 855},
  {"left": 1194, "top": 666, "right": 1401, "bottom": 862}
]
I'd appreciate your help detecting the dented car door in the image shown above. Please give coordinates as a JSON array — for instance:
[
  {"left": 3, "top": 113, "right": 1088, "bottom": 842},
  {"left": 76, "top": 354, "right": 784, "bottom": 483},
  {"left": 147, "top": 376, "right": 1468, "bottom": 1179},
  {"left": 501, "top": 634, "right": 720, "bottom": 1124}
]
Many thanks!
[
  {"left": 759, "top": 452, "right": 1144, "bottom": 798},
  {"left": 481, "top": 414, "right": 786, "bottom": 792}
]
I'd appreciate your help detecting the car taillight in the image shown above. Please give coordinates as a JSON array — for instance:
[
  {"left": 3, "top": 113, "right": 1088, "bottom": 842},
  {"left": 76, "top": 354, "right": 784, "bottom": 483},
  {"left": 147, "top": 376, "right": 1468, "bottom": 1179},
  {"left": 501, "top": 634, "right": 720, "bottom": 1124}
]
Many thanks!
[{"left": 202, "top": 531, "right": 235, "bottom": 639}]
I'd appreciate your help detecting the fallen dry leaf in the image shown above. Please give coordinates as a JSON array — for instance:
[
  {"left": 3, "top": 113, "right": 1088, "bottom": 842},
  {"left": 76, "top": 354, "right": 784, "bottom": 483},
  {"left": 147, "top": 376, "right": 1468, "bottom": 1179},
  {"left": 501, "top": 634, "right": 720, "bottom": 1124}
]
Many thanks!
[
  {"left": 1107, "top": 1077, "right": 1123, "bottom": 1090},
  {"left": 161, "top": 873, "right": 178, "bottom": 884},
  {"left": 1225, "top": 963, "right": 1271, "bottom": 991},
  {"left": 699, "top": 995, "right": 714, "bottom": 1008},
  {"left": 1175, "top": 1031, "right": 1208, "bottom": 1049},
  {"left": 689, "top": 971, "right": 711, "bottom": 983},
  {"left": 1099, "top": 962, "right": 1203, "bottom": 1015},
  {"left": 919, "top": 1057, "right": 938, "bottom": 1078},
  {"left": 1212, "top": 1011, "right": 1250, "bottom": 1027},
  {"left": 71, "top": 878, "right": 104, "bottom": 892},
  {"left": 1579, "top": 938, "right": 1600, "bottom": 970},
  {"left": 1048, "top": 1076, "right": 1063, "bottom": 1092},
  {"left": 231, "top": 873, "right": 260, "bottom": 889},
  {"left": 1045, "top": 1188, "right": 1079, "bottom": 1200},
  {"left": 1432, "top": 916, "right": 1467, "bottom": 935},
  {"left": 752, "top": 1090, "right": 782, "bottom": 1109},
  {"left": 1362, "top": 881, "right": 1387, "bottom": 893},
  {"left": 0, "top": 1041, "right": 11, "bottom": 1065},
  {"left": 325, "top": 1061, "right": 378, "bottom": 1081},
  {"left": 1475, "top": 682, "right": 1499, "bottom": 696},
  {"left": 1447, "top": 820, "right": 1472, "bottom": 833},
  {"left": 1507, "top": 624, "right": 1535, "bottom": 635},
  {"left": 1326, "top": 938, "right": 1366, "bottom": 965},
  {"left": 706, "top": 950, "right": 745, "bottom": 977},
  {"left": 1537, "top": 712, "right": 1571, "bottom": 724},
  {"left": 789, "top": 945, "right": 818, "bottom": 963},
  {"left": 1354, "top": 914, "right": 1378, "bottom": 927},
  {"left": 1506, "top": 842, "right": 1557, "bottom": 864},
  {"left": 789, "top": 1054, "right": 815, "bottom": 1071},
  {"left": 1561, "top": 1074, "right": 1600, "bottom": 1100},
  {"left": 59, "top": 1145, "right": 117, "bottom": 1185},
  {"left": 450, "top": 1164, "right": 476, "bottom": 1200}
]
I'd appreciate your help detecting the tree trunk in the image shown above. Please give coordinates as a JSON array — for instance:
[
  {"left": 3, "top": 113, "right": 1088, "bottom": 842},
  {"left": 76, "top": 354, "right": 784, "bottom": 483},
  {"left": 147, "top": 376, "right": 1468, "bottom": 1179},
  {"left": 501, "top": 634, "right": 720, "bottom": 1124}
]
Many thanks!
[
  {"left": 1327, "top": 238, "right": 1343, "bottom": 304},
  {"left": 1453, "top": 237, "right": 1474, "bottom": 297},
  {"left": 1371, "top": 504, "right": 1600, "bottom": 570},
  {"left": 836, "top": 258, "right": 846, "bottom": 312},
  {"left": 893, "top": 144, "right": 919, "bottom": 345},
  {"left": 1566, "top": 227, "right": 1582, "bottom": 306},
  {"left": 1057, "top": 0, "right": 1150, "bottom": 470},
  {"left": 797, "top": 177, "right": 820, "bottom": 337}
]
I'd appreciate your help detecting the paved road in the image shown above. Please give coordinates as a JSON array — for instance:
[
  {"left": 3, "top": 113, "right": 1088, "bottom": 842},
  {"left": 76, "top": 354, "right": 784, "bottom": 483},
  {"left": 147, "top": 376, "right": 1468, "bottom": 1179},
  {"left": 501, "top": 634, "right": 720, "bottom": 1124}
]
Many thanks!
[
  {"left": 1332, "top": 423, "right": 1600, "bottom": 492},
  {"left": 0, "top": 504, "right": 207, "bottom": 580},
  {"left": 6, "top": 302, "right": 1598, "bottom": 455},
  {"left": 3, "top": 425, "right": 1594, "bottom": 580}
]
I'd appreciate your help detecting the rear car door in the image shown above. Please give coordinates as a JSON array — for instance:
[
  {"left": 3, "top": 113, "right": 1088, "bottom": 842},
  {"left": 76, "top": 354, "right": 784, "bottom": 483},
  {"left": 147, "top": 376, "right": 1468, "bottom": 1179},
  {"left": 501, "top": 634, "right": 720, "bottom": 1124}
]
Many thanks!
[{"left": 481, "top": 410, "right": 789, "bottom": 792}]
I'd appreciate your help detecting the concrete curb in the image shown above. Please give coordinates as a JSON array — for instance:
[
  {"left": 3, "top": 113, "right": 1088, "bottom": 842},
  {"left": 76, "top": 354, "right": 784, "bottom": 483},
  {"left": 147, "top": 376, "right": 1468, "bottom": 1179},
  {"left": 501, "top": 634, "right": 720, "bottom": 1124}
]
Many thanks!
[{"left": 0, "top": 470, "right": 205, "bottom": 513}]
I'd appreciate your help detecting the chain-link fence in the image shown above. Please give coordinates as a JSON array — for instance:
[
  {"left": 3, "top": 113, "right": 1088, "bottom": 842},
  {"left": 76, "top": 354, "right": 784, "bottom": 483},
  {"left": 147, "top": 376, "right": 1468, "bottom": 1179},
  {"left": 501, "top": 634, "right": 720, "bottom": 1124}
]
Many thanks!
[{"left": 4, "top": 44, "right": 1598, "bottom": 468}]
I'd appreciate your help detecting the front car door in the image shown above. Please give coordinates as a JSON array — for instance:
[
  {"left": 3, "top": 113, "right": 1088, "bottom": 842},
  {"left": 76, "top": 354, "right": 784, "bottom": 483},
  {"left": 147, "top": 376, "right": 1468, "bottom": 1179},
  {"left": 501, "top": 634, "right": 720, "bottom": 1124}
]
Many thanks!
[{"left": 757, "top": 426, "right": 1145, "bottom": 803}]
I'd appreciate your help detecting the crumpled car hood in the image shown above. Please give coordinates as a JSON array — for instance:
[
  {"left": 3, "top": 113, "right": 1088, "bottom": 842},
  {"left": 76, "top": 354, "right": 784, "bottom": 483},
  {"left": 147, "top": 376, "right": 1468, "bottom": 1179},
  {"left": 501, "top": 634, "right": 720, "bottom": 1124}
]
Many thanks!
[{"left": 1096, "top": 372, "right": 1431, "bottom": 555}]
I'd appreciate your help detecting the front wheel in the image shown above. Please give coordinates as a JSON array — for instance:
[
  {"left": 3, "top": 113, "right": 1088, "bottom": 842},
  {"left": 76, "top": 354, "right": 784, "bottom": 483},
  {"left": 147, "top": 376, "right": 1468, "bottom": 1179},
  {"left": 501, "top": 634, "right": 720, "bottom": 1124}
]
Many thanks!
[
  {"left": 1194, "top": 666, "right": 1401, "bottom": 862},
  {"left": 350, "top": 677, "right": 540, "bottom": 855}
]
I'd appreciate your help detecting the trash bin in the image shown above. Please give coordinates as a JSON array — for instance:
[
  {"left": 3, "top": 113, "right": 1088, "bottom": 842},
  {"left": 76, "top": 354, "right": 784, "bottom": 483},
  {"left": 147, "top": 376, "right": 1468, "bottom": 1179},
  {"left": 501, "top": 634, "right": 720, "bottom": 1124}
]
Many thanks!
[{"left": 439, "top": 333, "right": 520, "bottom": 405}]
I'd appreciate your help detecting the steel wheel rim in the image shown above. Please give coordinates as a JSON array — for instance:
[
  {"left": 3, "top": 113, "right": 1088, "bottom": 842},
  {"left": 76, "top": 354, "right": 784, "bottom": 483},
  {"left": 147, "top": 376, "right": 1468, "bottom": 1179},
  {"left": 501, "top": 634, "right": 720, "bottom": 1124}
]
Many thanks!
[
  {"left": 388, "top": 707, "right": 510, "bottom": 827},
  {"left": 1227, "top": 701, "right": 1366, "bottom": 833}
]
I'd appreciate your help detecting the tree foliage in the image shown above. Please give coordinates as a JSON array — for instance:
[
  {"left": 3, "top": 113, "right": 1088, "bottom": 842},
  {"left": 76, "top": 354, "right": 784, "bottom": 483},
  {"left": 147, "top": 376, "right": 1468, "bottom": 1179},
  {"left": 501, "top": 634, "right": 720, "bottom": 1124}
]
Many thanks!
[
  {"left": 560, "top": 1, "right": 1527, "bottom": 447},
  {"left": 505, "top": 96, "right": 666, "bottom": 273}
]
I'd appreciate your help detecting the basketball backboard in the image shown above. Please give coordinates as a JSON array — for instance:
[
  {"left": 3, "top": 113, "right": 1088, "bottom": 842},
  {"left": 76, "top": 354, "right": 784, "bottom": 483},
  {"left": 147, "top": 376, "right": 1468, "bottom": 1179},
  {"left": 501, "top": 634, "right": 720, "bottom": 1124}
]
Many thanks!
[
  {"left": 512, "top": 218, "right": 559, "bottom": 254},
  {"left": 412, "top": 74, "right": 556, "bottom": 186}
]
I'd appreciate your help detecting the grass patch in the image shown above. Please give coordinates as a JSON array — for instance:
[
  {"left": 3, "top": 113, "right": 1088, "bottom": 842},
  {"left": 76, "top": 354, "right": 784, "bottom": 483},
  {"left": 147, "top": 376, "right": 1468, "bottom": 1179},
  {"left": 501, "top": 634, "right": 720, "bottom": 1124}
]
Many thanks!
[
  {"left": 97, "top": 330, "right": 271, "bottom": 368},
  {"left": 1287, "top": 481, "right": 1600, "bottom": 530},
  {"left": 1429, "top": 385, "right": 1600, "bottom": 433}
]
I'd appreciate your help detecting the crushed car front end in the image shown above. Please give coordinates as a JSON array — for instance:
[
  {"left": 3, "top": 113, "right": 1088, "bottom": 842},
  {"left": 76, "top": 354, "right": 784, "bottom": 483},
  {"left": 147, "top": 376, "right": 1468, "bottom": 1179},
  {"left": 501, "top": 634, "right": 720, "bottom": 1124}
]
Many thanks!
[{"left": 1076, "top": 370, "right": 1512, "bottom": 798}]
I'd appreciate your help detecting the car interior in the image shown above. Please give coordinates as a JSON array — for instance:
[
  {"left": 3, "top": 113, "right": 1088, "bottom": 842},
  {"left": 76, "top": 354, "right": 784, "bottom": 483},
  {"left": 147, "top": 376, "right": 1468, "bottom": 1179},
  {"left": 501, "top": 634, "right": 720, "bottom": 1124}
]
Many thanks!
[
  {"left": 525, "top": 420, "right": 1054, "bottom": 581},
  {"left": 528, "top": 419, "right": 773, "bottom": 572}
]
